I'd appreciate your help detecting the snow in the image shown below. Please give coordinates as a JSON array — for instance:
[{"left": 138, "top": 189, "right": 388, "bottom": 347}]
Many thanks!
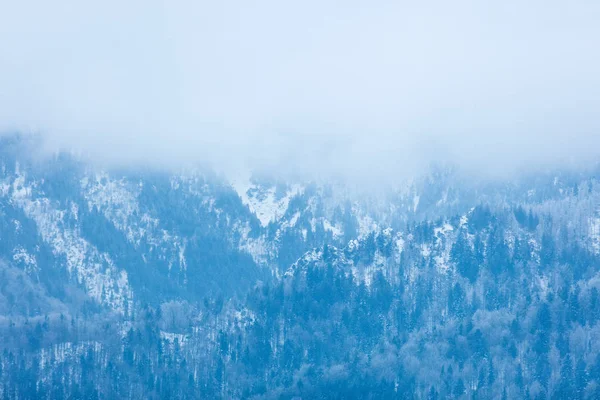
[
  {"left": 275, "top": 211, "right": 301, "bottom": 234},
  {"left": 178, "top": 239, "right": 188, "bottom": 271},
  {"left": 357, "top": 214, "right": 378, "bottom": 238},
  {"left": 230, "top": 307, "right": 257, "bottom": 329},
  {"left": 39, "top": 341, "right": 103, "bottom": 370},
  {"left": 288, "top": 211, "right": 301, "bottom": 227},
  {"left": 538, "top": 274, "right": 550, "bottom": 299},
  {"left": 232, "top": 177, "right": 303, "bottom": 227},
  {"left": 284, "top": 249, "right": 322, "bottom": 278},
  {"left": 347, "top": 239, "right": 360, "bottom": 252},
  {"left": 323, "top": 219, "right": 343, "bottom": 239},
  {"left": 421, "top": 244, "right": 431, "bottom": 258},
  {"left": 81, "top": 172, "right": 154, "bottom": 246},
  {"left": 436, "top": 189, "right": 449, "bottom": 206},
  {"left": 81, "top": 171, "right": 187, "bottom": 273},
  {"left": 394, "top": 235, "right": 405, "bottom": 263},
  {"left": 528, "top": 238, "right": 541, "bottom": 264},
  {"left": 589, "top": 216, "right": 600, "bottom": 254},
  {"left": 434, "top": 223, "right": 454, "bottom": 242},
  {"left": 413, "top": 194, "right": 420, "bottom": 213},
  {"left": 160, "top": 331, "right": 189, "bottom": 347},
  {"left": 0, "top": 181, "right": 9, "bottom": 196},
  {"left": 237, "top": 223, "right": 270, "bottom": 266},
  {"left": 12, "top": 246, "right": 38, "bottom": 275},
  {"left": 8, "top": 170, "right": 133, "bottom": 314}
]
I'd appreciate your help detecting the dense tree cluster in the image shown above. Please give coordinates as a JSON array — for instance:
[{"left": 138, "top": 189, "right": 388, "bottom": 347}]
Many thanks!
[
  {"left": 2, "top": 205, "right": 600, "bottom": 399},
  {"left": 3, "top": 136, "right": 600, "bottom": 398}
]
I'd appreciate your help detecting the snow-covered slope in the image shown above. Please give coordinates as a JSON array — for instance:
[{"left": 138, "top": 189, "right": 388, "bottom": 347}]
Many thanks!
[{"left": 3, "top": 136, "right": 600, "bottom": 318}]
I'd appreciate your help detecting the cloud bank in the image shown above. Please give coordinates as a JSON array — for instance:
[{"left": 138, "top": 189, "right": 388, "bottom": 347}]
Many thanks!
[{"left": 1, "top": 0, "right": 599, "bottom": 180}]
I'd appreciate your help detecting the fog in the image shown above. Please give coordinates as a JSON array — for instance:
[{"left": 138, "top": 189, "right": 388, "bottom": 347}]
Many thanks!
[{"left": 1, "top": 0, "right": 599, "bottom": 181}]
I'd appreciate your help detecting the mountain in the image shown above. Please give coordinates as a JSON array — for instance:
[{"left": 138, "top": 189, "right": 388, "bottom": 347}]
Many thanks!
[{"left": 2, "top": 135, "right": 600, "bottom": 398}]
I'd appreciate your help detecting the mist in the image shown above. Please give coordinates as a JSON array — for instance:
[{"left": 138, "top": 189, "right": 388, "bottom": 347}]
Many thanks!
[{"left": 1, "top": 0, "right": 599, "bottom": 182}]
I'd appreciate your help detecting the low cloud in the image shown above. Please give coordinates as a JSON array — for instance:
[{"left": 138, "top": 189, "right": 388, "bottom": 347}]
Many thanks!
[{"left": 1, "top": 0, "right": 599, "bottom": 181}]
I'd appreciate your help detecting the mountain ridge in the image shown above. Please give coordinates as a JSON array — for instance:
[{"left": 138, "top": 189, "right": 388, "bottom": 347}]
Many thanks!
[{"left": 2, "top": 135, "right": 600, "bottom": 398}]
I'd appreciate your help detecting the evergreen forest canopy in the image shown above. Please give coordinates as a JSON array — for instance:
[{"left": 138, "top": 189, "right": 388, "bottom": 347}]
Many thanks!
[{"left": 1, "top": 136, "right": 600, "bottom": 398}]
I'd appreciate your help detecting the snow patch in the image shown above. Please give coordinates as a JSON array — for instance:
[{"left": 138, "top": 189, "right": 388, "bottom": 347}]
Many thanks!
[
  {"left": 589, "top": 216, "right": 600, "bottom": 254},
  {"left": 12, "top": 246, "right": 38, "bottom": 275},
  {"left": 412, "top": 194, "right": 420, "bottom": 213},
  {"left": 11, "top": 172, "right": 132, "bottom": 314},
  {"left": 323, "top": 219, "right": 343, "bottom": 239},
  {"left": 233, "top": 178, "right": 304, "bottom": 227},
  {"left": 160, "top": 331, "right": 189, "bottom": 347}
]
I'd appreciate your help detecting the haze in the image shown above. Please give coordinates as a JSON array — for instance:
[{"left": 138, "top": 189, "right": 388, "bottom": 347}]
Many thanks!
[{"left": 1, "top": 0, "right": 599, "bottom": 181}]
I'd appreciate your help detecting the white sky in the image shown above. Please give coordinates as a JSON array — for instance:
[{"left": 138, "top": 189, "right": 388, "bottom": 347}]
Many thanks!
[{"left": 1, "top": 0, "right": 599, "bottom": 181}]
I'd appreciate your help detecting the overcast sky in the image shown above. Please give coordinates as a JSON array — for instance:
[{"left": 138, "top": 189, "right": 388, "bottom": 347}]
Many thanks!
[{"left": 1, "top": 0, "right": 599, "bottom": 181}]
